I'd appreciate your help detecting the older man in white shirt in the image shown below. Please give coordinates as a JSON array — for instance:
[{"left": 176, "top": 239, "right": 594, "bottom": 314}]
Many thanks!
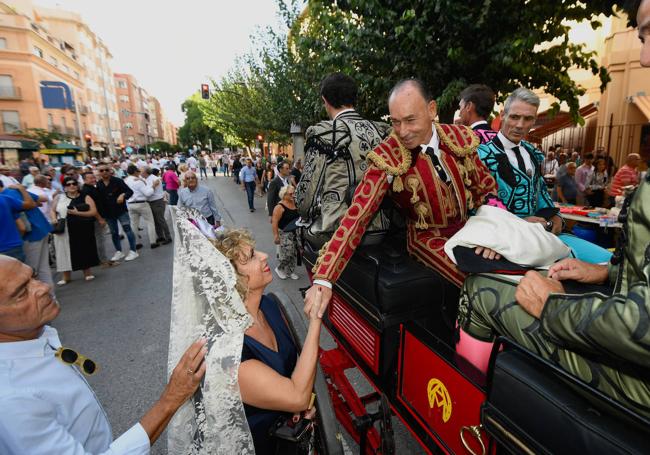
[
  {"left": 0, "top": 255, "right": 206, "bottom": 454},
  {"left": 124, "top": 165, "right": 160, "bottom": 249},
  {"left": 143, "top": 168, "right": 171, "bottom": 245}
]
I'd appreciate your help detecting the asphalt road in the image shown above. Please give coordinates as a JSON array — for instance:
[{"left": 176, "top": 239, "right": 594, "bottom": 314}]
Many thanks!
[{"left": 52, "top": 172, "right": 424, "bottom": 454}]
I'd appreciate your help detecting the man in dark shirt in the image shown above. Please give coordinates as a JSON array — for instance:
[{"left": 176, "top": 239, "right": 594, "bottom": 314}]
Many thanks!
[
  {"left": 82, "top": 171, "right": 115, "bottom": 267},
  {"left": 267, "top": 162, "right": 291, "bottom": 222},
  {"left": 96, "top": 164, "right": 139, "bottom": 262}
]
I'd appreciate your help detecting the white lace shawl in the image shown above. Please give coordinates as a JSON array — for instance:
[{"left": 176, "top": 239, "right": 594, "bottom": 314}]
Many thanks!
[{"left": 167, "top": 207, "right": 255, "bottom": 454}]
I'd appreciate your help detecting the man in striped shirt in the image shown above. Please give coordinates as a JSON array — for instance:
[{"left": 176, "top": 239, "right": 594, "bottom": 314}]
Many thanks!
[{"left": 608, "top": 153, "right": 640, "bottom": 204}]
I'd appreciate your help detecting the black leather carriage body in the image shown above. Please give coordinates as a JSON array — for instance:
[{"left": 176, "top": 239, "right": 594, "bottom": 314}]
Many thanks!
[{"left": 482, "top": 340, "right": 650, "bottom": 454}]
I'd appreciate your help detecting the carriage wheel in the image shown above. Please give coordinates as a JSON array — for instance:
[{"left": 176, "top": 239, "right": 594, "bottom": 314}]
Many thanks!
[{"left": 379, "top": 394, "right": 395, "bottom": 455}]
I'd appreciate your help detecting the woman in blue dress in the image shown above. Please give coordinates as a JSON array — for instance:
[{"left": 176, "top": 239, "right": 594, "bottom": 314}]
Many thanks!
[{"left": 212, "top": 229, "right": 323, "bottom": 454}]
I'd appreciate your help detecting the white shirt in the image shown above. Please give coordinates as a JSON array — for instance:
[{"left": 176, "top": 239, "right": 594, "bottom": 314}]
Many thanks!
[
  {"left": 470, "top": 120, "right": 489, "bottom": 129},
  {"left": 0, "top": 326, "right": 150, "bottom": 454},
  {"left": 125, "top": 175, "right": 154, "bottom": 203},
  {"left": 150, "top": 159, "right": 161, "bottom": 170},
  {"left": 187, "top": 156, "right": 198, "bottom": 170},
  {"left": 136, "top": 159, "right": 147, "bottom": 170},
  {"left": 0, "top": 174, "right": 19, "bottom": 188},
  {"left": 28, "top": 185, "right": 55, "bottom": 218},
  {"left": 497, "top": 131, "right": 534, "bottom": 174},
  {"left": 145, "top": 174, "right": 164, "bottom": 201}
]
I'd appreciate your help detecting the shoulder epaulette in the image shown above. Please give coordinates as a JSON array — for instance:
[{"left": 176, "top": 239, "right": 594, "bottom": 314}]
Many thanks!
[{"left": 366, "top": 134, "right": 412, "bottom": 192}]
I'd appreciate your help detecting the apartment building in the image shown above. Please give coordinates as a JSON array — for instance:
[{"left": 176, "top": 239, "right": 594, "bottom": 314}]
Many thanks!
[
  {"left": 114, "top": 72, "right": 152, "bottom": 152},
  {"left": 0, "top": 2, "right": 85, "bottom": 142},
  {"left": 35, "top": 5, "right": 122, "bottom": 154}
]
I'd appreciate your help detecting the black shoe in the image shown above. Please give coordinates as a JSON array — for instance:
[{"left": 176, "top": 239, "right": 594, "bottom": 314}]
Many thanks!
[
  {"left": 250, "top": 208, "right": 254, "bottom": 212},
  {"left": 119, "top": 234, "right": 125, "bottom": 240},
  {"left": 162, "top": 239, "right": 172, "bottom": 245},
  {"left": 136, "top": 243, "right": 143, "bottom": 250},
  {"left": 151, "top": 242, "right": 160, "bottom": 249}
]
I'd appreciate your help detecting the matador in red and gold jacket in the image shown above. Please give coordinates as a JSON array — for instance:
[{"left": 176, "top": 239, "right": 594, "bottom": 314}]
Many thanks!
[{"left": 312, "top": 123, "right": 496, "bottom": 287}]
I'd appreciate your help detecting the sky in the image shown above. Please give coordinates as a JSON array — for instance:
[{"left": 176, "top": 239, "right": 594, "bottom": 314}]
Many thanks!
[{"left": 35, "top": 0, "right": 285, "bottom": 126}]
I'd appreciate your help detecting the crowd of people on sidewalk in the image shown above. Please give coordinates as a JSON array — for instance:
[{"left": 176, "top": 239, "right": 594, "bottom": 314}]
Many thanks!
[{"left": 0, "top": 150, "right": 233, "bottom": 289}]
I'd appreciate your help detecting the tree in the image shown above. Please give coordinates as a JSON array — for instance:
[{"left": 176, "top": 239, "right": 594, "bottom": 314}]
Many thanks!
[
  {"left": 17, "top": 128, "right": 70, "bottom": 148},
  {"left": 285, "top": 0, "right": 628, "bottom": 123},
  {"left": 177, "top": 93, "right": 225, "bottom": 150}
]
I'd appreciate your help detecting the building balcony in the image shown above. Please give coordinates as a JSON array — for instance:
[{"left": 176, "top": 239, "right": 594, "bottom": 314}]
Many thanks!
[{"left": 0, "top": 86, "right": 22, "bottom": 100}]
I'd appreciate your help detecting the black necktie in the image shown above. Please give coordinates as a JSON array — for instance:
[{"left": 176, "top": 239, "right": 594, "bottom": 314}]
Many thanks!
[
  {"left": 512, "top": 146, "right": 527, "bottom": 173},
  {"left": 425, "top": 146, "right": 449, "bottom": 182}
]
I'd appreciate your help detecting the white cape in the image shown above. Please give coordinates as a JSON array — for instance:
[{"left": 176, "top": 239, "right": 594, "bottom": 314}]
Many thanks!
[
  {"left": 167, "top": 207, "right": 255, "bottom": 454},
  {"left": 444, "top": 205, "right": 571, "bottom": 268}
]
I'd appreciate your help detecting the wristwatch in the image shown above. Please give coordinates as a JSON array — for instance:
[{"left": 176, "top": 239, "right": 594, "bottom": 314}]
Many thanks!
[{"left": 545, "top": 220, "right": 554, "bottom": 232}]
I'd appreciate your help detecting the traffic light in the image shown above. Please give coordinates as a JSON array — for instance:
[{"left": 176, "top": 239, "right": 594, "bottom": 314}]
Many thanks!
[
  {"left": 84, "top": 133, "right": 92, "bottom": 150},
  {"left": 201, "top": 84, "right": 210, "bottom": 100}
]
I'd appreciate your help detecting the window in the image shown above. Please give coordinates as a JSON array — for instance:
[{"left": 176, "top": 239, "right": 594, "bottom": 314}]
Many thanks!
[
  {"left": 73, "top": 71, "right": 80, "bottom": 79},
  {"left": 119, "top": 95, "right": 129, "bottom": 103},
  {"left": 62, "top": 64, "right": 69, "bottom": 74},
  {"left": 48, "top": 56, "right": 58, "bottom": 67},
  {"left": 33, "top": 46, "right": 43, "bottom": 58},
  {"left": 117, "top": 80, "right": 127, "bottom": 89},
  {"left": 47, "top": 113, "right": 54, "bottom": 130},
  {"left": 61, "top": 117, "right": 67, "bottom": 129},
  {"left": 1, "top": 111, "right": 20, "bottom": 133},
  {"left": 0, "top": 75, "right": 15, "bottom": 97},
  {"left": 0, "top": 38, "right": 6, "bottom": 49}
]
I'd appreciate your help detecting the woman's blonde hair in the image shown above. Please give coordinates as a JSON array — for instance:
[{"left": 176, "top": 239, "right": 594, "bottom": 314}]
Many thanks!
[
  {"left": 278, "top": 184, "right": 295, "bottom": 200},
  {"left": 210, "top": 228, "right": 255, "bottom": 300},
  {"left": 178, "top": 163, "right": 189, "bottom": 173}
]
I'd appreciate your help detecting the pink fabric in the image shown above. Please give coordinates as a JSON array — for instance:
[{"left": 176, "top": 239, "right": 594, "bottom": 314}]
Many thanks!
[
  {"left": 456, "top": 327, "right": 494, "bottom": 374},
  {"left": 163, "top": 170, "right": 180, "bottom": 190}
]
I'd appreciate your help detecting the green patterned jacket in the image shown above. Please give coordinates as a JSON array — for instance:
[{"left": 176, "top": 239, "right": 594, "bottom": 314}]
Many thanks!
[{"left": 541, "top": 177, "right": 650, "bottom": 370}]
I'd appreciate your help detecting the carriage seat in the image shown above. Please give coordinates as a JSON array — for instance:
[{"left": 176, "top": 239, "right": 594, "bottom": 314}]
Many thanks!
[{"left": 304, "top": 235, "right": 458, "bottom": 331}]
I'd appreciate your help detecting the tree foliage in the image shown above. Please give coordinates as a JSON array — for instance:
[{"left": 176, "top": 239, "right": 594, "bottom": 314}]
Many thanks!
[
  {"left": 202, "top": 0, "right": 634, "bottom": 138},
  {"left": 17, "top": 128, "right": 70, "bottom": 148},
  {"left": 177, "top": 93, "right": 225, "bottom": 149}
]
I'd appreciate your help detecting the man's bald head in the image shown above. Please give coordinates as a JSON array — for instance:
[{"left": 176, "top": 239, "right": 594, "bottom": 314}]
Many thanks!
[
  {"left": 388, "top": 79, "right": 437, "bottom": 150},
  {"left": 388, "top": 78, "right": 433, "bottom": 105}
]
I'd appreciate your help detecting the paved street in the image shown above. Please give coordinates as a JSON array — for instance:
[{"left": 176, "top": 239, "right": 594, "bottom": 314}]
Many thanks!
[{"left": 52, "top": 173, "right": 423, "bottom": 454}]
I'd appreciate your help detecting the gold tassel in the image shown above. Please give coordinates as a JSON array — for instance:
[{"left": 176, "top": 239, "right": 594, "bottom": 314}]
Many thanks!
[
  {"left": 393, "top": 175, "right": 404, "bottom": 192},
  {"left": 407, "top": 177, "right": 420, "bottom": 204},
  {"left": 415, "top": 203, "right": 428, "bottom": 229}
]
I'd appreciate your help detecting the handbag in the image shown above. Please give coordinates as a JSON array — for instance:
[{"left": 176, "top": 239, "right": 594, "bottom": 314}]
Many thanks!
[
  {"left": 51, "top": 218, "right": 66, "bottom": 234},
  {"left": 269, "top": 416, "right": 313, "bottom": 455}
]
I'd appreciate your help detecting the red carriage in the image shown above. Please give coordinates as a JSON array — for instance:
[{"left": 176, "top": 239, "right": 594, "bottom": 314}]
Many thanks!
[{"left": 273, "top": 229, "right": 650, "bottom": 454}]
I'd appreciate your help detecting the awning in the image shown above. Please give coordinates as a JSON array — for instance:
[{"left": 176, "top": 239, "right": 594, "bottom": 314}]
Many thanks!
[
  {"left": 55, "top": 141, "right": 81, "bottom": 150},
  {"left": 527, "top": 102, "right": 598, "bottom": 143},
  {"left": 632, "top": 95, "right": 650, "bottom": 121},
  {"left": 41, "top": 149, "right": 77, "bottom": 155},
  {"left": 0, "top": 135, "right": 40, "bottom": 150}
]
